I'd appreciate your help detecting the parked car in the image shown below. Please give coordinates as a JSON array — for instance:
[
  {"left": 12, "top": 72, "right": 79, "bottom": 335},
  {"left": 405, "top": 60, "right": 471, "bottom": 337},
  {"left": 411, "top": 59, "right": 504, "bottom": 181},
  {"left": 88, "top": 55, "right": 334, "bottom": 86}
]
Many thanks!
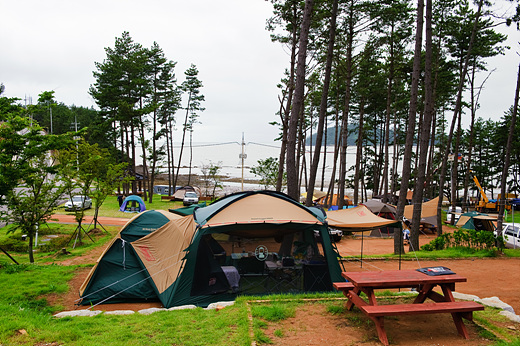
[
  {"left": 183, "top": 192, "right": 199, "bottom": 206},
  {"left": 315, "top": 228, "right": 343, "bottom": 242},
  {"left": 64, "top": 195, "right": 92, "bottom": 211},
  {"left": 495, "top": 223, "right": 520, "bottom": 249}
]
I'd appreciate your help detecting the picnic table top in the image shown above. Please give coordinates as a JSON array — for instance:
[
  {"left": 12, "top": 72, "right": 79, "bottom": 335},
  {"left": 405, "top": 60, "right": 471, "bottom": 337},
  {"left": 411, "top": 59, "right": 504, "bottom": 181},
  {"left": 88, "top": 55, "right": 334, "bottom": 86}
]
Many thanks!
[{"left": 342, "top": 269, "right": 467, "bottom": 288}]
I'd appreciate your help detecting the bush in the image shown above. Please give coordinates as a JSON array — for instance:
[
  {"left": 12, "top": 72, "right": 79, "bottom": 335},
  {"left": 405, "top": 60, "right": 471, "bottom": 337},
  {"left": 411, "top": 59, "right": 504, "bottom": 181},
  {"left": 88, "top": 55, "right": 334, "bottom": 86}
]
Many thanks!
[
  {"left": 0, "top": 234, "right": 29, "bottom": 252},
  {"left": 37, "top": 235, "right": 70, "bottom": 252},
  {"left": 0, "top": 233, "right": 69, "bottom": 253},
  {"left": 421, "top": 228, "right": 499, "bottom": 251}
]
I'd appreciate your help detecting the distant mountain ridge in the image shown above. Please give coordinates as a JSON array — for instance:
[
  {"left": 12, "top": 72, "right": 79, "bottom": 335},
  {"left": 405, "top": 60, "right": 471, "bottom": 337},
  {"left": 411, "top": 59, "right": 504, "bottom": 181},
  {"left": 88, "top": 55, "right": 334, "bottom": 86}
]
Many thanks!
[{"left": 305, "top": 126, "right": 357, "bottom": 146}]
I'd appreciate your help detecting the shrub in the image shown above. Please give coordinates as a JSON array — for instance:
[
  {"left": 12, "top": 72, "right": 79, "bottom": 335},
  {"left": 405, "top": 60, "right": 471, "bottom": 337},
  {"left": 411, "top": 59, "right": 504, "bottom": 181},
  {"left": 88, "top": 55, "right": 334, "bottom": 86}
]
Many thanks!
[
  {"left": 421, "top": 228, "right": 498, "bottom": 251},
  {"left": 0, "top": 234, "right": 29, "bottom": 252}
]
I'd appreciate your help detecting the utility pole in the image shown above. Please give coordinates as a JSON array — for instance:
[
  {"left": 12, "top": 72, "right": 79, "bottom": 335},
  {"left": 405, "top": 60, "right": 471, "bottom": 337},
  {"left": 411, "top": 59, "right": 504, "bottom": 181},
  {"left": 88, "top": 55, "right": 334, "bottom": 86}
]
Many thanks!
[
  {"left": 47, "top": 100, "right": 53, "bottom": 134},
  {"left": 50, "top": 105, "right": 53, "bottom": 134},
  {"left": 71, "top": 115, "right": 79, "bottom": 168},
  {"left": 239, "top": 133, "right": 247, "bottom": 191}
]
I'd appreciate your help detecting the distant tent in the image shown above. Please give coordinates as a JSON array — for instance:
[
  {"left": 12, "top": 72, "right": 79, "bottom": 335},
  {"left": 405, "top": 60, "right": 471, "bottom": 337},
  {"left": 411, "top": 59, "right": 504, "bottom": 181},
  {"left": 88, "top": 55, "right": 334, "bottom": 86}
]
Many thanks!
[
  {"left": 403, "top": 197, "right": 439, "bottom": 233},
  {"left": 172, "top": 186, "right": 202, "bottom": 201},
  {"left": 300, "top": 189, "right": 327, "bottom": 203},
  {"left": 362, "top": 199, "right": 397, "bottom": 216},
  {"left": 79, "top": 190, "right": 343, "bottom": 308},
  {"left": 360, "top": 200, "right": 397, "bottom": 237},
  {"left": 316, "top": 194, "right": 353, "bottom": 208},
  {"left": 120, "top": 195, "right": 146, "bottom": 213},
  {"left": 455, "top": 211, "right": 496, "bottom": 232}
]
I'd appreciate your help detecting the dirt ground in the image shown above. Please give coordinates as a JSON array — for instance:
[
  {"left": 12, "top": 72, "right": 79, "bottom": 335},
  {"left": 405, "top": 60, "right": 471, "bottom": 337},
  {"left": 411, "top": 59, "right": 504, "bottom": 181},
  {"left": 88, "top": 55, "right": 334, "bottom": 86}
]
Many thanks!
[{"left": 51, "top": 218, "right": 520, "bottom": 345}]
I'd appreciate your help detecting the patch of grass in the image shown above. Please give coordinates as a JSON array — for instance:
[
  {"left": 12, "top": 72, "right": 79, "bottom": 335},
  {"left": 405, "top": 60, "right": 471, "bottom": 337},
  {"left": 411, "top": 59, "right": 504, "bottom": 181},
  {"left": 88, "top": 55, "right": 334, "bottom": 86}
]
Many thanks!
[
  {"left": 254, "top": 328, "right": 272, "bottom": 344},
  {"left": 54, "top": 194, "right": 185, "bottom": 218},
  {"left": 474, "top": 308, "right": 520, "bottom": 343},
  {"left": 273, "top": 329, "right": 284, "bottom": 337},
  {"left": 325, "top": 302, "right": 347, "bottom": 315},
  {"left": 502, "top": 249, "right": 520, "bottom": 257},
  {"left": 357, "top": 246, "right": 504, "bottom": 260},
  {"left": 251, "top": 302, "right": 296, "bottom": 322},
  {"left": 0, "top": 223, "right": 120, "bottom": 264},
  {"left": 494, "top": 339, "right": 520, "bottom": 345}
]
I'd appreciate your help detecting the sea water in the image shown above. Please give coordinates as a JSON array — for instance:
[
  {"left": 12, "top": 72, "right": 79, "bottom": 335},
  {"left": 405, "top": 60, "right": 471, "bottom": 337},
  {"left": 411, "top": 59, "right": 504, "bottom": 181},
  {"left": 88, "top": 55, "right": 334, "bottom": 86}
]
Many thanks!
[{"left": 166, "top": 142, "right": 359, "bottom": 195}]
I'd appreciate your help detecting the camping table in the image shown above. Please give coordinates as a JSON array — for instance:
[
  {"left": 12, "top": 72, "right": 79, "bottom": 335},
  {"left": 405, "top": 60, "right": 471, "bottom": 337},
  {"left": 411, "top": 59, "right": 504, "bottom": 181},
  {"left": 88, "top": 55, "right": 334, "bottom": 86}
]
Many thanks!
[
  {"left": 339, "top": 270, "right": 484, "bottom": 345},
  {"left": 264, "top": 260, "right": 303, "bottom": 293}
]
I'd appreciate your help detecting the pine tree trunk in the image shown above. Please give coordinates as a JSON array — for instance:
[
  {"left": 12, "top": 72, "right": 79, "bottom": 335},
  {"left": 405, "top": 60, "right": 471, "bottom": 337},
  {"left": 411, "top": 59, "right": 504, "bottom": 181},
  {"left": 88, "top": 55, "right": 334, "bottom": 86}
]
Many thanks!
[
  {"left": 338, "top": 1, "right": 354, "bottom": 209},
  {"left": 276, "top": 14, "right": 298, "bottom": 193},
  {"left": 436, "top": 0, "right": 484, "bottom": 235},
  {"left": 395, "top": 0, "right": 424, "bottom": 255},
  {"left": 327, "top": 108, "right": 341, "bottom": 207},
  {"left": 497, "top": 63, "right": 520, "bottom": 233},
  {"left": 139, "top": 114, "right": 148, "bottom": 201},
  {"left": 305, "top": 0, "right": 338, "bottom": 207},
  {"left": 321, "top": 121, "right": 328, "bottom": 191},
  {"left": 286, "top": 0, "right": 314, "bottom": 200},
  {"left": 354, "top": 98, "right": 365, "bottom": 206},
  {"left": 175, "top": 93, "right": 191, "bottom": 189},
  {"left": 410, "top": 0, "right": 434, "bottom": 252}
]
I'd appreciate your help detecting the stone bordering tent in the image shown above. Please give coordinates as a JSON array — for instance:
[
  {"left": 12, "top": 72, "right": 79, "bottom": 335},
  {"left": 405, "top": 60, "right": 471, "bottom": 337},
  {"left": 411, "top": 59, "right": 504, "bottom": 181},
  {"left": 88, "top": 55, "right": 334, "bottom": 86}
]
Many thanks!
[
  {"left": 55, "top": 296, "right": 520, "bottom": 324},
  {"left": 54, "top": 302, "right": 233, "bottom": 318}
]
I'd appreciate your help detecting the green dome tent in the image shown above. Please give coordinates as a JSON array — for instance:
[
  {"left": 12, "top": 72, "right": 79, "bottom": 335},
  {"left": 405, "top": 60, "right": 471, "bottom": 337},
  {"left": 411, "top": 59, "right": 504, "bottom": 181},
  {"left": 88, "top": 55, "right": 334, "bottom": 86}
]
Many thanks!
[
  {"left": 79, "top": 191, "right": 343, "bottom": 308},
  {"left": 455, "top": 211, "right": 497, "bottom": 232},
  {"left": 79, "top": 210, "right": 184, "bottom": 304}
]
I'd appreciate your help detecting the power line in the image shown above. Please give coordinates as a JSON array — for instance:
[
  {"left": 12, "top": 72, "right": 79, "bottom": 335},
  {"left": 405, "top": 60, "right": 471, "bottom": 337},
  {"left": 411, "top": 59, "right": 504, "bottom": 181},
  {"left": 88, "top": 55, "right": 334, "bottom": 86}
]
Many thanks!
[
  {"left": 248, "top": 142, "right": 281, "bottom": 149},
  {"left": 172, "top": 142, "right": 240, "bottom": 148}
]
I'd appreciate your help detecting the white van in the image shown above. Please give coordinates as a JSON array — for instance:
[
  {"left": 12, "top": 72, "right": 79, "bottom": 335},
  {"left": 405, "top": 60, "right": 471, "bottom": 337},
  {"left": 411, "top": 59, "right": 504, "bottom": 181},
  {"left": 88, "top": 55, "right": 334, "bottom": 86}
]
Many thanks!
[{"left": 496, "top": 223, "right": 520, "bottom": 249}]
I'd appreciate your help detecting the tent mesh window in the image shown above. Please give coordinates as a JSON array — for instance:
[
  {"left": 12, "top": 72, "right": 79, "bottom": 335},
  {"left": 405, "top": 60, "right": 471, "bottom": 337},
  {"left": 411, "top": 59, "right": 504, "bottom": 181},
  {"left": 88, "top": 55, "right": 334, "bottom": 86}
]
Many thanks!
[{"left": 189, "top": 230, "right": 332, "bottom": 296}]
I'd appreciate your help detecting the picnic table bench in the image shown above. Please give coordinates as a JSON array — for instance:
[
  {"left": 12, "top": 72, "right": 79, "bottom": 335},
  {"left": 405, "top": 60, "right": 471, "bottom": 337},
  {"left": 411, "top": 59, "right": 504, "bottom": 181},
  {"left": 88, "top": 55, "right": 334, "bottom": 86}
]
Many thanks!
[{"left": 336, "top": 269, "right": 484, "bottom": 345}]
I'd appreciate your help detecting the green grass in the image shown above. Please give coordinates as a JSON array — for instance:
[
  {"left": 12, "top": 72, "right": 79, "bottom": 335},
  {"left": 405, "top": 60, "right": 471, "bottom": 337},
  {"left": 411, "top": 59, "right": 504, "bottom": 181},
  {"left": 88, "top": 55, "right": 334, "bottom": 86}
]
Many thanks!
[
  {"left": 0, "top": 266, "right": 516, "bottom": 346},
  {"left": 0, "top": 263, "right": 251, "bottom": 345},
  {"left": 54, "top": 194, "right": 186, "bottom": 218},
  {"left": 342, "top": 245, "right": 520, "bottom": 260},
  {"left": 0, "top": 223, "right": 120, "bottom": 264}
]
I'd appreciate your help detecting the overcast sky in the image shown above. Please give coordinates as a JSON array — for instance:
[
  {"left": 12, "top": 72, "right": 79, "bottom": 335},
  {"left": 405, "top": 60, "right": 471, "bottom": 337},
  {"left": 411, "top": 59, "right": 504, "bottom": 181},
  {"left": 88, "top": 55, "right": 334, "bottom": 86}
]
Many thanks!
[{"left": 1, "top": 1, "right": 519, "bottom": 144}]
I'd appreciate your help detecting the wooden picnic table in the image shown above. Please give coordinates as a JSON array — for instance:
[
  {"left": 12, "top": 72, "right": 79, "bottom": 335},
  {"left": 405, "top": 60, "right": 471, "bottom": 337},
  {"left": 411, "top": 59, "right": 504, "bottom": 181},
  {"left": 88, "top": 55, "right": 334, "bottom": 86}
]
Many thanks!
[{"left": 334, "top": 269, "right": 484, "bottom": 345}]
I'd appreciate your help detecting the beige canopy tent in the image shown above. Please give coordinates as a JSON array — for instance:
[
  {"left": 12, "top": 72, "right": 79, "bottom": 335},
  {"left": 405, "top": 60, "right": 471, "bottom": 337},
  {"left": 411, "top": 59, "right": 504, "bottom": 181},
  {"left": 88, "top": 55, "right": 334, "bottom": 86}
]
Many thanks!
[
  {"left": 327, "top": 205, "right": 399, "bottom": 232},
  {"left": 326, "top": 205, "right": 402, "bottom": 267}
]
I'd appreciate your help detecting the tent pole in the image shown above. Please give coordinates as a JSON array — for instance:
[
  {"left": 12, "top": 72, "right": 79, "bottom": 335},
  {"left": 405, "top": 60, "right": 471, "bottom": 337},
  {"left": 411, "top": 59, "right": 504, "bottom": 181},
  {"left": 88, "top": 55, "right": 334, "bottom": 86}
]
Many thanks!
[
  {"left": 399, "top": 224, "right": 402, "bottom": 270},
  {"left": 360, "top": 232, "right": 363, "bottom": 268}
]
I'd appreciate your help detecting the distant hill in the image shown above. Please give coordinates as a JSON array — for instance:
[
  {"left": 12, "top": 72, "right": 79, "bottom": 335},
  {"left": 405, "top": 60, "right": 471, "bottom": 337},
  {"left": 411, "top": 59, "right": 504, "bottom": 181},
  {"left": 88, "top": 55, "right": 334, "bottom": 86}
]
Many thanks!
[{"left": 305, "top": 126, "right": 358, "bottom": 146}]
